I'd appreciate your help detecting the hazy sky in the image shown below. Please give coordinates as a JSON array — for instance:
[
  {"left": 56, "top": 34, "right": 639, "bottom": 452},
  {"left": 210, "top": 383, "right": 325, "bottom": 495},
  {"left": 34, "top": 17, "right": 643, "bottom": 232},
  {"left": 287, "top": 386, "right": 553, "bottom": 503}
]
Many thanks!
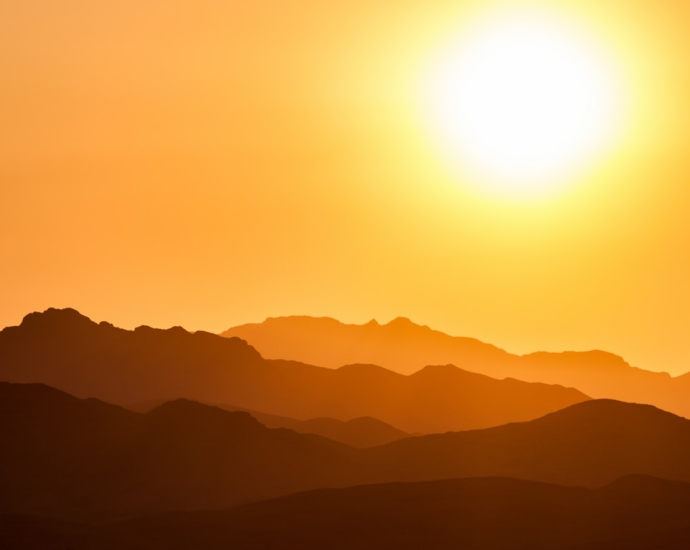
[{"left": 2, "top": 0, "right": 690, "bottom": 374}]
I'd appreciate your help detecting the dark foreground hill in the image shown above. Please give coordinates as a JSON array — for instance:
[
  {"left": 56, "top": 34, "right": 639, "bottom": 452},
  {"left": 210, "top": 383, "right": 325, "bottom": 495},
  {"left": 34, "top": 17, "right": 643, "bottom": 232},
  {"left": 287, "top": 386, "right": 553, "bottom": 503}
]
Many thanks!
[
  {"left": 0, "top": 308, "right": 589, "bottom": 433},
  {"left": 222, "top": 315, "right": 690, "bottom": 418},
  {"left": 129, "top": 399, "right": 410, "bottom": 448},
  {"left": 4, "top": 383, "right": 690, "bottom": 521},
  {"left": 0, "top": 382, "right": 361, "bottom": 520},
  {"left": 4, "top": 476, "right": 690, "bottom": 549}
]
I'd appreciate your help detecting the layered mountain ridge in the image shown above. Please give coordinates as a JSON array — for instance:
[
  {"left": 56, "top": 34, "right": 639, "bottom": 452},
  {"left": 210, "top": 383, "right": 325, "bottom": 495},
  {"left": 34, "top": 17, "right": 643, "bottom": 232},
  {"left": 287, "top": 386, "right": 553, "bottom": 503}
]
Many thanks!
[
  {"left": 0, "top": 308, "right": 589, "bottom": 433},
  {"left": 128, "top": 399, "right": 410, "bottom": 448},
  {"left": 3, "top": 381, "right": 690, "bottom": 521},
  {"left": 223, "top": 315, "right": 690, "bottom": 417}
]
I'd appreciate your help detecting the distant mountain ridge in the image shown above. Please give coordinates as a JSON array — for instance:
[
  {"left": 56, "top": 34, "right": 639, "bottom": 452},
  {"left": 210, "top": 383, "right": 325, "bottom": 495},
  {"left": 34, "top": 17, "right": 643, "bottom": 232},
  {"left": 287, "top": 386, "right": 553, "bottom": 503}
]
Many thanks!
[
  {"left": 3, "top": 382, "right": 690, "bottom": 522},
  {"left": 128, "top": 399, "right": 409, "bottom": 448},
  {"left": 222, "top": 315, "right": 690, "bottom": 417},
  {"left": 0, "top": 308, "right": 589, "bottom": 433}
]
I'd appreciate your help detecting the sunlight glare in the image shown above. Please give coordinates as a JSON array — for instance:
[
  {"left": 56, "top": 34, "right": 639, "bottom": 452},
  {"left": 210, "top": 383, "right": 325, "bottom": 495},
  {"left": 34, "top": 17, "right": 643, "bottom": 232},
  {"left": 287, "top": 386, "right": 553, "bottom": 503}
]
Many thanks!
[{"left": 422, "top": 7, "right": 626, "bottom": 196}]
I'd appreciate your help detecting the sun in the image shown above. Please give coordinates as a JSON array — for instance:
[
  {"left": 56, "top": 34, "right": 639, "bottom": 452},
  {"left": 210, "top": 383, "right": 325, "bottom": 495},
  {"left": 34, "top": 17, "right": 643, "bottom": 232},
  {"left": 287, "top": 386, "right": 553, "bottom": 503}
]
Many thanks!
[{"left": 422, "top": 7, "right": 626, "bottom": 196}]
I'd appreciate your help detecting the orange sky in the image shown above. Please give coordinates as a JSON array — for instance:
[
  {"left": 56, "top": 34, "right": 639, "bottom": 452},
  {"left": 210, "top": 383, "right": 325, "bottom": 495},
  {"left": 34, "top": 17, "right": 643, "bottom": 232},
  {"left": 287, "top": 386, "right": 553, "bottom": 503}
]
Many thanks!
[{"left": 2, "top": 0, "right": 690, "bottom": 375}]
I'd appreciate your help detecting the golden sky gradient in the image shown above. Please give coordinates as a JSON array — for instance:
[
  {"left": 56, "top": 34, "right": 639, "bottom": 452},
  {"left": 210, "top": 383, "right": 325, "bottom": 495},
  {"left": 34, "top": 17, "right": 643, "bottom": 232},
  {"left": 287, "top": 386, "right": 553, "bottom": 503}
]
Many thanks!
[{"left": 2, "top": 0, "right": 690, "bottom": 374}]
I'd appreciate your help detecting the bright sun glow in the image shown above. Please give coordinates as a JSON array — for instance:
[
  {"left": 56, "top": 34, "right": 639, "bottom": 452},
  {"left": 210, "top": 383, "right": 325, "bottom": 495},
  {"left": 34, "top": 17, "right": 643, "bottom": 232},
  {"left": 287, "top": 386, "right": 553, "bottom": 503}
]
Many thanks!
[{"left": 423, "top": 8, "right": 626, "bottom": 196}]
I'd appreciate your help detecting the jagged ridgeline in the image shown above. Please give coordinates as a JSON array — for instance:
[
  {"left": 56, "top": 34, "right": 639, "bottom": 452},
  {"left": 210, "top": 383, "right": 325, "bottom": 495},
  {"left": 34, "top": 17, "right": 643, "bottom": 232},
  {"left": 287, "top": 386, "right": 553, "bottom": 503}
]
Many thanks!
[{"left": 223, "top": 315, "right": 690, "bottom": 418}]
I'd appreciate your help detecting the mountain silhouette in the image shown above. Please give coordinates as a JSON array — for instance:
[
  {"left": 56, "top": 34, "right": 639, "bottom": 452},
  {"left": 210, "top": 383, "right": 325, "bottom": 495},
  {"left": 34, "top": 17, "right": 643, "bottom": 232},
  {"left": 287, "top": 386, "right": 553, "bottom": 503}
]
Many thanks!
[
  {"left": 0, "top": 308, "right": 589, "bottom": 433},
  {"left": 4, "top": 382, "right": 690, "bottom": 522},
  {"left": 222, "top": 315, "right": 690, "bottom": 417},
  {"left": 4, "top": 476, "right": 690, "bottom": 549},
  {"left": 0, "top": 382, "right": 361, "bottom": 520},
  {"left": 370, "top": 398, "right": 690, "bottom": 487},
  {"left": 128, "top": 399, "right": 410, "bottom": 448}
]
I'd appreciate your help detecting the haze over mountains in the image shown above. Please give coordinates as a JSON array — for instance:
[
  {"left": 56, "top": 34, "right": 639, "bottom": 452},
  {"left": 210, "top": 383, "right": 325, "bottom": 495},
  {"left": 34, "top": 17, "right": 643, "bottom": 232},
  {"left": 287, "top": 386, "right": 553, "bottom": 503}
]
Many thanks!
[
  {"left": 223, "top": 315, "right": 690, "bottom": 418},
  {"left": 0, "top": 308, "right": 589, "bottom": 433}
]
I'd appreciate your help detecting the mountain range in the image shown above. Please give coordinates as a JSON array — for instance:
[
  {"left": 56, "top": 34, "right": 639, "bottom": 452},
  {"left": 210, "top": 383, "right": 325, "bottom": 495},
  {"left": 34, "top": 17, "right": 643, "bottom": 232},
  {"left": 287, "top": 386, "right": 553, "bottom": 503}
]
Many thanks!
[
  {"left": 223, "top": 315, "right": 690, "bottom": 417},
  {"left": 0, "top": 382, "right": 361, "bottom": 520},
  {"left": 0, "top": 308, "right": 589, "bottom": 433},
  {"left": 4, "top": 381, "right": 690, "bottom": 521},
  {"left": 4, "top": 307, "right": 690, "bottom": 547}
]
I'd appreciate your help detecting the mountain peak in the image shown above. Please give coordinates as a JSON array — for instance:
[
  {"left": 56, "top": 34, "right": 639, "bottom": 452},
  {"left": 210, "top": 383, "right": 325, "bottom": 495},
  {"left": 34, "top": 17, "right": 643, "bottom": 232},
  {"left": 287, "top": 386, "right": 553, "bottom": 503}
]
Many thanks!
[
  {"left": 535, "top": 398, "right": 681, "bottom": 429},
  {"left": 20, "top": 307, "right": 97, "bottom": 331},
  {"left": 387, "top": 317, "right": 416, "bottom": 326},
  {"left": 412, "top": 364, "right": 463, "bottom": 376}
]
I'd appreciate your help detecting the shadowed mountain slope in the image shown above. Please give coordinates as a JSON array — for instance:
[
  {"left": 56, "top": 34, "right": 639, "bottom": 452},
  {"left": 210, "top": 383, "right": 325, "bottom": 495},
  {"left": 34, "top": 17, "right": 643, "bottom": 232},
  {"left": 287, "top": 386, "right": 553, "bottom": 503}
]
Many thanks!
[
  {"left": 0, "top": 308, "right": 263, "bottom": 406},
  {"left": 4, "top": 382, "right": 690, "bottom": 522},
  {"left": 368, "top": 398, "right": 690, "bottom": 487},
  {"left": 0, "top": 308, "right": 589, "bottom": 433},
  {"left": 0, "top": 382, "right": 361, "bottom": 520},
  {"left": 4, "top": 476, "right": 690, "bottom": 549},
  {"left": 128, "top": 399, "right": 409, "bottom": 448},
  {"left": 222, "top": 315, "right": 690, "bottom": 417}
]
